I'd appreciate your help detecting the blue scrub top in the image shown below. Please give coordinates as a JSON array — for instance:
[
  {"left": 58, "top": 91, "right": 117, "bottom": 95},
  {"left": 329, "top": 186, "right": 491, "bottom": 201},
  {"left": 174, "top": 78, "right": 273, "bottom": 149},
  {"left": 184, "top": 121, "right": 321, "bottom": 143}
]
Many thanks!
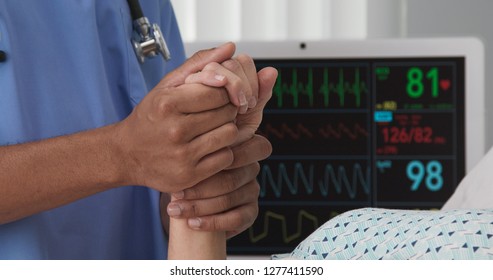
[{"left": 0, "top": 0, "right": 186, "bottom": 259}]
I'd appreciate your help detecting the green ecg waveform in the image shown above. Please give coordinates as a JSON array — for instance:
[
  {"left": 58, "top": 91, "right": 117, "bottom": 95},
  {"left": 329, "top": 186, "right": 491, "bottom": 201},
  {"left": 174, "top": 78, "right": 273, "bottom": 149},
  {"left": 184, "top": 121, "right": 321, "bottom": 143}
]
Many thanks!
[{"left": 273, "top": 67, "right": 368, "bottom": 108}]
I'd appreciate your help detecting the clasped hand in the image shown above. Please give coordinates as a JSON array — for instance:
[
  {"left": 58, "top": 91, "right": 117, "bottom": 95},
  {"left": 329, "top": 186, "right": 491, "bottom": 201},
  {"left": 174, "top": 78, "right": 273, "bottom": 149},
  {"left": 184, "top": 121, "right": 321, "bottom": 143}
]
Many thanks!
[{"left": 115, "top": 42, "right": 278, "bottom": 237}]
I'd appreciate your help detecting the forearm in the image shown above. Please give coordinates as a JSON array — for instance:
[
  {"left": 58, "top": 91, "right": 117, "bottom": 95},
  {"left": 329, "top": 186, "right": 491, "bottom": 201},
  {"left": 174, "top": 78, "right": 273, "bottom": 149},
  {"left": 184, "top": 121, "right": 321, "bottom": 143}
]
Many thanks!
[
  {"left": 167, "top": 196, "right": 226, "bottom": 260},
  {"left": 0, "top": 124, "right": 124, "bottom": 224}
]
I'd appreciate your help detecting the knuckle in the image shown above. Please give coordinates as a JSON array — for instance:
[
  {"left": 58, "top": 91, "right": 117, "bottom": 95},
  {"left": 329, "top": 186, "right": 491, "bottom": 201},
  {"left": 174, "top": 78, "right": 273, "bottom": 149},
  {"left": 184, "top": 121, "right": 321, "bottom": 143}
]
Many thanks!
[
  {"left": 171, "top": 152, "right": 195, "bottom": 185},
  {"left": 184, "top": 72, "right": 198, "bottom": 84},
  {"left": 187, "top": 202, "right": 200, "bottom": 217},
  {"left": 206, "top": 131, "right": 220, "bottom": 149},
  {"left": 251, "top": 181, "right": 260, "bottom": 198},
  {"left": 241, "top": 181, "right": 259, "bottom": 202},
  {"left": 177, "top": 200, "right": 199, "bottom": 218},
  {"left": 227, "top": 76, "right": 244, "bottom": 95},
  {"left": 167, "top": 125, "right": 187, "bottom": 143},
  {"left": 212, "top": 217, "right": 223, "bottom": 231},
  {"left": 222, "top": 59, "right": 241, "bottom": 73},
  {"left": 224, "top": 122, "right": 239, "bottom": 142},
  {"left": 174, "top": 166, "right": 192, "bottom": 186},
  {"left": 223, "top": 148, "right": 235, "bottom": 167},
  {"left": 239, "top": 202, "right": 258, "bottom": 228},
  {"left": 236, "top": 54, "right": 255, "bottom": 67},
  {"left": 230, "top": 211, "right": 246, "bottom": 229},
  {"left": 252, "top": 162, "right": 261, "bottom": 177},
  {"left": 184, "top": 186, "right": 200, "bottom": 200},
  {"left": 212, "top": 124, "right": 237, "bottom": 149},
  {"left": 220, "top": 170, "right": 239, "bottom": 192},
  {"left": 190, "top": 49, "right": 210, "bottom": 65},
  {"left": 218, "top": 105, "right": 238, "bottom": 124},
  {"left": 257, "top": 136, "right": 273, "bottom": 159},
  {"left": 203, "top": 61, "right": 221, "bottom": 71},
  {"left": 225, "top": 104, "right": 239, "bottom": 118},
  {"left": 157, "top": 96, "right": 176, "bottom": 115},
  {"left": 250, "top": 204, "right": 259, "bottom": 225},
  {"left": 218, "top": 194, "right": 233, "bottom": 212},
  {"left": 172, "top": 145, "right": 189, "bottom": 160},
  {"left": 212, "top": 87, "right": 231, "bottom": 106}
]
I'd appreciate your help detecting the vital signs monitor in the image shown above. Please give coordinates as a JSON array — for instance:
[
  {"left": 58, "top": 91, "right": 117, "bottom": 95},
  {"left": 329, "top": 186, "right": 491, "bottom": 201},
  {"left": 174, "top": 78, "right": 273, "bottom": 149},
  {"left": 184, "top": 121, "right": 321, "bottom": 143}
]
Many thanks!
[{"left": 186, "top": 38, "right": 485, "bottom": 256}]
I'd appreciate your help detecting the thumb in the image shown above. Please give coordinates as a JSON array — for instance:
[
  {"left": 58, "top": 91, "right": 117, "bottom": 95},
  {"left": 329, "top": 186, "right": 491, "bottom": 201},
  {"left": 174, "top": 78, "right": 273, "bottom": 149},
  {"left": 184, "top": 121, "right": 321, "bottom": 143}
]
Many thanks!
[
  {"left": 163, "top": 42, "right": 236, "bottom": 87},
  {"left": 256, "top": 67, "right": 278, "bottom": 110},
  {"left": 232, "top": 67, "right": 277, "bottom": 145}
]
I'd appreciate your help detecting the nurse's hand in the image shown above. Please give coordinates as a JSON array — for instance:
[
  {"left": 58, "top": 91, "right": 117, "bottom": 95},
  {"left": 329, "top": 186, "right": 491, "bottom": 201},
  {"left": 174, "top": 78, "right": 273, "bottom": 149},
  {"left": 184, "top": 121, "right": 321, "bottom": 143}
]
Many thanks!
[
  {"left": 165, "top": 135, "right": 271, "bottom": 238},
  {"left": 115, "top": 43, "right": 243, "bottom": 194},
  {"left": 116, "top": 83, "right": 239, "bottom": 194}
]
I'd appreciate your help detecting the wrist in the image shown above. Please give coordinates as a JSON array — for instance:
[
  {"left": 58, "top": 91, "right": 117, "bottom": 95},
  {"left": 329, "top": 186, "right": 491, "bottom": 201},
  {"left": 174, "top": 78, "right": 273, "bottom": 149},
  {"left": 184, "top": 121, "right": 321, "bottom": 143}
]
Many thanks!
[{"left": 99, "top": 122, "right": 135, "bottom": 187}]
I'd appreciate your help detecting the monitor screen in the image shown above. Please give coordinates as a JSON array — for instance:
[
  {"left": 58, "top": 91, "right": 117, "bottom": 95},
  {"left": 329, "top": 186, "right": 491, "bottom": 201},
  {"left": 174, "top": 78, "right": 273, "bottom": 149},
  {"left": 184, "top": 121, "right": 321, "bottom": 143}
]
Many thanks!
[{"left": 185, "top": 38, "right": 485, "bottom": 256}]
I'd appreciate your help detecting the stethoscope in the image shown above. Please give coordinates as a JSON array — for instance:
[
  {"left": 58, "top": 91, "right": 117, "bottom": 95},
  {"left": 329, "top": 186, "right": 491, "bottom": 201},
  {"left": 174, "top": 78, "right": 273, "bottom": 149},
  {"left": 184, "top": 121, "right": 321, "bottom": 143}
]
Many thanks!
[
  {"left": 127, "top": 0, "right": 171, "bottom": 63},
  {"left": 0, "top": 0, "right": 171, "bottom": 64}
]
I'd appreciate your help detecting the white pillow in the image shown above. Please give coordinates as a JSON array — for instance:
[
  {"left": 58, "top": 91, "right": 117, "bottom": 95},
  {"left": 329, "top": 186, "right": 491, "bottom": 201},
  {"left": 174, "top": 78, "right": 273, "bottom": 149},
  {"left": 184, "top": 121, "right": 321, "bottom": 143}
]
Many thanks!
[{"left": 442, "top": 146, "right": 493, "bottom": 210}]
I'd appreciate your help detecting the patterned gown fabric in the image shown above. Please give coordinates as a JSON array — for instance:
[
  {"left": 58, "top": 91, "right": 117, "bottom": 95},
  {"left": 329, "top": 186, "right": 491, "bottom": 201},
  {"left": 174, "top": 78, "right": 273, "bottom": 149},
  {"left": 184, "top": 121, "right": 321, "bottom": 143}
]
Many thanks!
[{"left": 278, "top": 208, "right": 493, "bottom": 260}]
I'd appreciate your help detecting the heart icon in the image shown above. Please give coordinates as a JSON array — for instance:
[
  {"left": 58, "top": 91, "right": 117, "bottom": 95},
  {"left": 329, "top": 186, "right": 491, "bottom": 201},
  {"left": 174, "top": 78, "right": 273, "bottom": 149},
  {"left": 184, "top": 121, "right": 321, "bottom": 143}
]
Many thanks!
[{"left": 440, "top": 79, "right": 451, "bottom": 91}]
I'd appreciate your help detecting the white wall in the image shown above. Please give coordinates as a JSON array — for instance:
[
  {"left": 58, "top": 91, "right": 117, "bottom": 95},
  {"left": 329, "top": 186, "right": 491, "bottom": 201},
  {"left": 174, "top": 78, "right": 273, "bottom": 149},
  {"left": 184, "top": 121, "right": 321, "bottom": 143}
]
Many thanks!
[
  {"left": 406, "top": 0, "right": 493, "bottom": 150},
  {"left": 170, "top": 0, "right": 405, "bottom": 42}
]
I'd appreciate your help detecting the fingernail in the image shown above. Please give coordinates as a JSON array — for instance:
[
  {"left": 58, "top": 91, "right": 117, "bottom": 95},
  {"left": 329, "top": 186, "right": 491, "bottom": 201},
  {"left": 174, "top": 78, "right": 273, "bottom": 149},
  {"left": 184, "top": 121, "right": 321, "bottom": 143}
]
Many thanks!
[
  {"left": 238, "top": 91, "right": 248, "bottom": 107},
  {"left": 248, "top": 96, "right": 257, "bottom": 108},
  {"left": 172, "top": 191, "right": 184, "bottom": 199},
  {"left": 215, "top": 74, "right": 225, "bottom": 81},
  {"left": 238, "top": 91, "right": 248, "bottom": 113},
  {"left": 188, "top": 218, "right": 201, "bottom": 229},
  {"left": 167, "top": 203, "right": 182, "bottom": 217},
  {"left": 239, "top": 104, "right": 248, "bottom": 114}
]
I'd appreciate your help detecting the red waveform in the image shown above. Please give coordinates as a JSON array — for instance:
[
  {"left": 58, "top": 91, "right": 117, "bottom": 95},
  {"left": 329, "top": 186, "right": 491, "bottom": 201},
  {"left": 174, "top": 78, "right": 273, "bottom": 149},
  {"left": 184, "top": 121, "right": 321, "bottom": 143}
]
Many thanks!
[
  {"left": 260, "top": 123, "right": 314, "bottom": 140},
  {"left": 259, "top": 122, "right": 368, "bottom": 140},
  {"left": 318, "top": 123, "right": 369, "bottom": 140}
]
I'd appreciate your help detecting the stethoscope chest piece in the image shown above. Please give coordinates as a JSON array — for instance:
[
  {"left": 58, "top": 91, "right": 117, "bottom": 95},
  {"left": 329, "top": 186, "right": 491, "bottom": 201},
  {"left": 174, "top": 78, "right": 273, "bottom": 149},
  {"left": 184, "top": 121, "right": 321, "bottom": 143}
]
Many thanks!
[
  {"left": 131, "top": 17, "right": 171, "bottom": 64},
  {"left": 127, "top": 0, "right": 171, "bottom": 64}
]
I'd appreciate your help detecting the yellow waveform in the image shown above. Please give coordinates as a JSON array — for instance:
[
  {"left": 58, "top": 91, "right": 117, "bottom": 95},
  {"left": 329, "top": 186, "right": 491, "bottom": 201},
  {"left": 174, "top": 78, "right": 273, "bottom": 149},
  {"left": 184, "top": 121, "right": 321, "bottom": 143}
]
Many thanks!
[{"left": 249, "top": 210, "right": 321, "bottom": 244}]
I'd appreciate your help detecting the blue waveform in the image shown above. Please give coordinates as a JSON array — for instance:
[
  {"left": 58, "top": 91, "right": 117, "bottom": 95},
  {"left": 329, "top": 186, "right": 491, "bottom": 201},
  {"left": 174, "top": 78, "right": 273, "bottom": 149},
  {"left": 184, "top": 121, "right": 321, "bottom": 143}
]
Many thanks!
[{"left": 260, "top": 162, "right": 370, "bottom": 199}]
